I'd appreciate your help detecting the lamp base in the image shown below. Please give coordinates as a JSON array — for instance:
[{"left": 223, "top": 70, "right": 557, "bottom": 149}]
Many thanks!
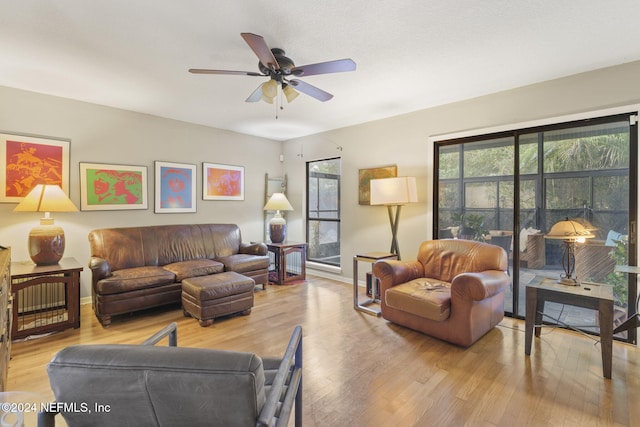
[
  {"left": 28, "top": 221, "right": 65, "bottom": 265},
  {"left": 269, "top": 223, "right": 286, "bottom": 244}
]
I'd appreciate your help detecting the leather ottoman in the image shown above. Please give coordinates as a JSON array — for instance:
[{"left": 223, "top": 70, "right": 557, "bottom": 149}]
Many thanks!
[{"left": 181, "top": 272, "right": 255, "bottom": 327}]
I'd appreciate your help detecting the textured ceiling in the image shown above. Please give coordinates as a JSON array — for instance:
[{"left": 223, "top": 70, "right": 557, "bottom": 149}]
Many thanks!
[{"left": 1, "top": 1, "right": 640, "bottom": 141}]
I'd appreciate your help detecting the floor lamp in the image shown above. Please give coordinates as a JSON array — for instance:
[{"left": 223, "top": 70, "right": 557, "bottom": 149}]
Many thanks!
[
  {"left": 544, "top": 218, "right": 594, "bottom": 285},
  {"left": 370, "top": 177, "right": 418, "bottom": 260}
]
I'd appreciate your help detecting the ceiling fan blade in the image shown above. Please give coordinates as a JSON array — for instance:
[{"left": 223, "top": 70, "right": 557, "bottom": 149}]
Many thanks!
[
  {"left": 241, "top": 33, "right": 279, "bottom": 71},
  {"left": 288, "top": 79, "right": 333, "bottom": 102},
  {"left": 292, "top": 58, "right": 356, "bottom": 77},
  {"left": 245, "top": 84, "right": 264, "bottom": 102},
  {"left": 189, "top": 68, "right": 264, "bottom": 76}
]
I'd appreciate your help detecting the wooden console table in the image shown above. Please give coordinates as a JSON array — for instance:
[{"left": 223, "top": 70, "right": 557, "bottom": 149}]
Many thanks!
[
  {"left": 525, "top": 278, "right": 614, "bottom": 378},
  {"left": 267, "top": 242, "right": 307, "bottom": 285},
  {"left": 11, "top": 258, "right": 83, "bottom": 340}
]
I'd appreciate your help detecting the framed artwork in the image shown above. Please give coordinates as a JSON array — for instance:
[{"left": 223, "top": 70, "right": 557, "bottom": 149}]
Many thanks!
[
  {"left": 203, "top": 163, "right": 244, "bottom": 201},
  {"left": 79, "top": 162, "right": 148, "bottom": 211},
  {"left": 0, "top": 132, "right": 70, "bottom": 203},
  {"left": 358, "top": 165, "right": 397, "bottom": 205},
  {"left": 155, "top": 161, "right": 196, "bottom": 213}
]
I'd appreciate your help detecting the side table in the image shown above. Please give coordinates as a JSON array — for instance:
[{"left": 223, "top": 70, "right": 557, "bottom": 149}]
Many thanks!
[
  {"left": 266, "top": 242, "right": 307, "bottom": 285},
  {"left": 11, "top": 257, "right": 83, "bottom": 340},
  {"left": 353, "top": 252, "right": 398, "bottom": 316},
  {"left": 525, "top": 278, "right": 614, "bottom": 378}
]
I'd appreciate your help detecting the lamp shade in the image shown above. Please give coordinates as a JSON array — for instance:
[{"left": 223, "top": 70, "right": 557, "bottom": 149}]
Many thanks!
[
  {"left": 369, "top": 177, "right": 418, "bottom": 206},
  {"left": 263, "top": 193, "right": 294, "bottom": 211},
  {"left": 545, "top": 218, "right": 595, "bottom": 241},
  {"left": 13, "top": 184, "right": 78, "bottom": 213}
]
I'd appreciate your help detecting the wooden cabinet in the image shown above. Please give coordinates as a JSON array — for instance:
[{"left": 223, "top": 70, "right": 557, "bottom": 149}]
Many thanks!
[
  {"left": 10, "top": 258, "right": 82, "bottom": 340},
  {"left": 0, "top": 248, "right": 11, "bottom": 391},
  {"left": 266, "top": 242, "right": 306, "bottom": 285}
]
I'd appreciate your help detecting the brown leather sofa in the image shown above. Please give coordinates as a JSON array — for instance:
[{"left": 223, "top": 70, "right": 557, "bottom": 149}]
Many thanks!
[
  {"left": 373, "top": 239, "right": 510, "bottom": 347},
  {"left": 88, "top": 224, "right": 269, "bottom": 326}
]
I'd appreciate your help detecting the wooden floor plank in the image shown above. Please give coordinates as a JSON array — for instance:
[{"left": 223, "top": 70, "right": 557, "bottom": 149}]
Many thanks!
[{"left": 7, "top": 274, "right": 640, "bottom": 426}]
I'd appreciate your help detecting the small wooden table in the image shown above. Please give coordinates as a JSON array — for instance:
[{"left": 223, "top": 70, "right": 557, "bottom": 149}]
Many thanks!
[
  {"left": 525, "top": 278, "right": 614, "bottom": 378},
  {"left": 266, "top": 242, "right": 307, "bottom": 285},
  {"left": 353, "top": 252, "right": 398, "bottom": 317},
  {"left": 11, "top": 258, "right": 83, "bottom": 340}
]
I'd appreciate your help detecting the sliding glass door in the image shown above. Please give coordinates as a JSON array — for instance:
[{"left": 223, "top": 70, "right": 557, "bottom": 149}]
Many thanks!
[{"left": 434, "top": 113, "right": 637, "bottom": 343}]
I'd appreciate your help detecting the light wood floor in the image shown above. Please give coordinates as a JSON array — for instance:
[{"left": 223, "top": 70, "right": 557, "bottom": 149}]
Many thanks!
[{"left": 8, "top": 274, "right": 640, "bottom": 426}]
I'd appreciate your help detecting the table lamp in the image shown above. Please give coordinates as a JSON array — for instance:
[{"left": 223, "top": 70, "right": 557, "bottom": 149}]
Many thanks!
[
  {"left": 13, "top": 184, "right": 78, "bottom": 265},
  {"left": 545, "top": 217, "right": 595, "bottom": 285},
  {"left": 370, "top": 176, "right": 418, "bottom": 260},
  {"left": 264, "top": 192, "right": 293, "bottom": 243}
]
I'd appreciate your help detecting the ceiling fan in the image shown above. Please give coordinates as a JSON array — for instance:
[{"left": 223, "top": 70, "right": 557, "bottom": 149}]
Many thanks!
[{"left": 189, "top": 33, "right": 356, "bottom": 104}]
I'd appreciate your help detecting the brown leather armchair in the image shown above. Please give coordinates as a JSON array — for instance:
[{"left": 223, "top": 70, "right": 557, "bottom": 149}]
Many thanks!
[{"left": 373, "top": 239, "right": 510, "bottom": 347}]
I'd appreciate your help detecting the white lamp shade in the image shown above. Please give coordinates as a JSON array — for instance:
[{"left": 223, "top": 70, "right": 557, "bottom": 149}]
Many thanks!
[
  {"left": 13, "top": 184, "right": 78, "bottom": 212},
  {"left": 369, "top": 177, "right": 418, "bottom": 206},
  {"left": 545, "top": 218, "right": 595, "bottom": 241},
  {"left": 264, "top": 193, "right": 294, "bottom": 211}
]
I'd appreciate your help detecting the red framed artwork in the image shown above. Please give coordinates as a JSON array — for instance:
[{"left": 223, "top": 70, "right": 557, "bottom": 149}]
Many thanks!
[
  {"left": 203, "top": 163, "right": 244, "bottom": 201},
  {"left": 1, "top": 133, "right": 70, "bottom": 203}
]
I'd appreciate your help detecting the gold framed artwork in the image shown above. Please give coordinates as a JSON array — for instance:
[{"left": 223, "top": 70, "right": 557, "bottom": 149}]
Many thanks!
[
  {"left": 0, "top": 132, "right": 70, "bottom": 203},
  {"left": 358, "top": 165, "right": 397, "bottom": 205}
]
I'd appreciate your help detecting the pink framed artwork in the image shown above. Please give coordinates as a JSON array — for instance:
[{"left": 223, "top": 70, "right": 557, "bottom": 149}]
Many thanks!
[
  {"left": 1, "top": 132, "right": 70, "bottom": 203},
  {"left": 203, "top": 162, "right": 244, "bottom": 201},
  {"left": 79, "top": 162, "right": 148, "bottom": 211}
]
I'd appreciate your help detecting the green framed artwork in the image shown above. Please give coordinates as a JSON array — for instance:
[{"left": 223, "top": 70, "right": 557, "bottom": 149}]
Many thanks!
[
  {"left": 80, "top": 162, "right": 148, "bottom": 211},
  {"left": 358, "top": 165, "right": 397, "bottom": 205}
]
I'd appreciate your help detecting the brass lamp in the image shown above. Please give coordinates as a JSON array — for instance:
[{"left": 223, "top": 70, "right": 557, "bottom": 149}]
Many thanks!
[
  {"left": 369, "top": 177, "right": 418, "bottom": 260},
  {"left": 264, "top": 193, "right": 294, "bottom": 243},
  {"left": 13, "top": 184, "right": 78, "bottom": 265},
  {"left": 545, "top": 218, "right": 595, "bottom": 285}
]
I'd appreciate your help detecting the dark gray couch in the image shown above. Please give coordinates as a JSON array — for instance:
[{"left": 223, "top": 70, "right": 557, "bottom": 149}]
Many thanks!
[{"left": 38, "top": 323, "right": 302, "bottom": 427}]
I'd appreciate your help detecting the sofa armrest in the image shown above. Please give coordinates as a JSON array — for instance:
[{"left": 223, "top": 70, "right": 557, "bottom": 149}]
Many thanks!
[
  {"left": 451, "top": 270, "right": 510, "bottom": 301},
  {"left": 88, "top": 256, "right": 111, "bottom": 281},
  {"left": 240, "top": 242, "right": 268, "bottom": 256}
]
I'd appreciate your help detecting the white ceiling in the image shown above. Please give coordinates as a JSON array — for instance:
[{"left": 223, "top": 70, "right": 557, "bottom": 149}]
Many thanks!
[{"left": 2, "top": 1, "right": 640, "bottom": 141}]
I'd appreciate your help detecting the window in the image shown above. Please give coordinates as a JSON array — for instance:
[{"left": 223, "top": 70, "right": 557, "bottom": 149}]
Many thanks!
[
  {"left": 435, "top": 113, "right": 637, "bottom": 344},
  {"left": 307, "top": 158, "right": 341, "bottom": 266}
]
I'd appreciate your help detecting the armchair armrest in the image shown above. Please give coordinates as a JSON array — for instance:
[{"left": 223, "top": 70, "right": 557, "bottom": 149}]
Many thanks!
[
  {"left": 451, "top": 270, "right": 510, "bottom": 301},
  {"left": 88, "top": 256, "right": 111, "bottom": 280},
  {"left": 257, "top": 325, "right": 303, "bottom": 427},
  {"left": 240, "top": 242, "right": 268, "bottom": 256},
  {"left": 373, "top": 259, "right": 424, "bottom": 297}
]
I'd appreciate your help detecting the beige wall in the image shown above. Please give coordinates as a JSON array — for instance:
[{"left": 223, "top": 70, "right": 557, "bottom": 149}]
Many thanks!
[
  {"left": 0, "top": 86, "right": 283, "bottom": 298},
  {"left": 283, "top": 60, "right": 640, "bottom": 282},
  {"left": 2, "top": 60, "right": 640, "bottom": 298}
]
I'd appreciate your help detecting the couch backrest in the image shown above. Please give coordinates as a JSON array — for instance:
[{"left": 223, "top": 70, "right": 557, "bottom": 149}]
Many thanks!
[
  {"left": 88, "top": 224, "right": 243, "bottom": 271},
  {"left": 47, "top": 344, "right": 266, "bottom": 427},
  {"left": 418, "top": 239, "right": 507, "bottom": 282}
]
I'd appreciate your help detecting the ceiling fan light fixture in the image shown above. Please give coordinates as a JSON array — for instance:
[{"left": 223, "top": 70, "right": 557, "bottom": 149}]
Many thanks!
[
  {"left": 260, "top": 79, "right": 277, "bottom": 103},
  {"left": 283, "top": 84, "right": 299, "bottom": 103}
]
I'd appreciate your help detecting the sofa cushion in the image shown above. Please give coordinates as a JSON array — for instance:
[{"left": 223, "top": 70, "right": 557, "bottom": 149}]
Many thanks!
[
  {"left": 385, "top": 278, "right": 451, "bottom": 321},
  {"left": 163, "top": 259, "right": 224, "bottom": 281},
  {"left": 96, "top": 266, "right": 177, "bottom": 295},
  {"left": 216, "top": 254, "right": 269, "bottom": 274}
]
